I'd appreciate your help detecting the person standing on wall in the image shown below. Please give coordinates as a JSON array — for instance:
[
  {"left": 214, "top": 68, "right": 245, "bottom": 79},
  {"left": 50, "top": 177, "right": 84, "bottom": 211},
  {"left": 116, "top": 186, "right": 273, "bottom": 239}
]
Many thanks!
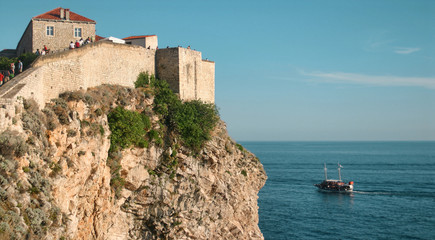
[
  {"left": 18, "top": 60, "right": 23, "bottom": 73},
  {"left": 10, "top": 62, "right": 15, "bottom": 74},
  {"left": 0, "top": 72, "right": 4, "bottom": 86}
]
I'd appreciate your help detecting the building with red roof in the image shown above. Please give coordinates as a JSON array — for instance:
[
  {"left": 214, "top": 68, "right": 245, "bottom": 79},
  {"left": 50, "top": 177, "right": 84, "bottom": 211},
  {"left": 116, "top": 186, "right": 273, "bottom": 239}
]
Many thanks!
[
  {"left": 123, "top": 35, "right": 158, "bottom": 49},
  {"left": 16, "top": 7, "right": 97, "bottom": 55}
]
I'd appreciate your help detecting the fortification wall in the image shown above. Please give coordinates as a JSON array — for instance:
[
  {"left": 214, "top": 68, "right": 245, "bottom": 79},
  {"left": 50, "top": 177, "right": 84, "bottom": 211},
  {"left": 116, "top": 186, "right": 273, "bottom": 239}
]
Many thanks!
[
  {"left": 179, "top": 48, "right": 201, "bottom": 101},
  {"left": 155, "top": 48, "right": 180, "bottom": 93},
  {"left": 155, "top": 47, "right": 215, "bottom": 103},
  {"left": 3, "top": 41, "right": 214, "bottom": 112},
  {"left": 198, "top": 60, "right": 215, "bottom": 103},
  {"left": 13, "top": 41, "right": 155, "bottom": 107}
]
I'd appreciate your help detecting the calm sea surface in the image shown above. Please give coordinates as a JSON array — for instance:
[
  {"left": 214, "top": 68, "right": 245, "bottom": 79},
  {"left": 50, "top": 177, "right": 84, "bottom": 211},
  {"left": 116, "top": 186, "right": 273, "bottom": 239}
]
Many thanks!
[{"left": 241, "top": 141, "right": 435, "bottom": 240}]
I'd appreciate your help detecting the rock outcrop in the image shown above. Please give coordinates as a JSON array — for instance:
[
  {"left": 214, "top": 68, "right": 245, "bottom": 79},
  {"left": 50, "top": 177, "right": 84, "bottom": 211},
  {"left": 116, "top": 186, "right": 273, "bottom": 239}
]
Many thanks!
[{"left": 0, "top": 85, "right": 266, "bottom": 239}]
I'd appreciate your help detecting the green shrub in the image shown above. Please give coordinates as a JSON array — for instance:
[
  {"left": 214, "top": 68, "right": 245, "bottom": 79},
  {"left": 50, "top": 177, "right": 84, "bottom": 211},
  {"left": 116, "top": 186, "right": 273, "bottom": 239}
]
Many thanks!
[
  {"left": 110, "top": 175, "right": 125, "bottom": 198},
  {"left": 0, "top": 56, "right": 16, "bottom": 70},
  {"left": 99, "top": 125, "right": 105, "bottom": 135},
  {"left": 148, "top": 75, "right": 219, "bottom": 152},
  {"left": 108, "top": 106, "right": 149, "bottom": 152},
  {"left": 236, "top": 143, "right": 244, "bottom": 152},
  {"left": 152, "top": 78, "right": 181, "bottom": 118},
  {"left": 18, "top": 52, "right": 38, "bottom": 69},
  {"left": 148, "top": 129, "right": 162, "bottom": 145},
  {"left": 171, "top": 100, "right": 219, "bottom": 152},
  {"left": 134, "top": 72, "right": 155, "bottom": 88},
  {"left": 107, "top": 107, "right": 151, "bottom": 197},
  {"left": 0, "top": 53, "right": 36, "bottom": 71},
  {"left": 49, "top": 162, "right": 62, "bottom": 177},
  {"left": 28, "top": 186, "right": 40, "bottom": 194},
  {"left": 241, "top": 170, "right": 247, "bottom": 177}
]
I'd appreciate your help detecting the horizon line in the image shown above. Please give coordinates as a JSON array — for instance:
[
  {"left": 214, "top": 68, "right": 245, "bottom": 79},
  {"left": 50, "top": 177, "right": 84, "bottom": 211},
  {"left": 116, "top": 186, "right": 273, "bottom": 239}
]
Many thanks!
[{"left": 236, "top": 140, "right": 435, "bottom": 142}]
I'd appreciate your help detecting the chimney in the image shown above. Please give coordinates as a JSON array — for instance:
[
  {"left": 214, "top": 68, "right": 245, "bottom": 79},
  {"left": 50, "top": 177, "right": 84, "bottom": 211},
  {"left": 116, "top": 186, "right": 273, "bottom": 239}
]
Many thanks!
[
  {"left": 65, "top": 9, "right": 70, "bottom": 20},
  {"left": 60, "top": 8, "right": 64, "bottom": 19}
]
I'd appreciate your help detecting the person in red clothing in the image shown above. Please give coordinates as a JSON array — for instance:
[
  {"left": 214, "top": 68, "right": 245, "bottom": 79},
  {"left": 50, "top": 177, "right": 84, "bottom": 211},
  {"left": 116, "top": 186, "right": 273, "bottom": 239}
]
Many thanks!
[
  {"left": 0, "top": 72, "right": 4, "bottom": 86},
  {"left": 43, "top": 45, "right": 48, "bottom": 54},
  {"left": 75, "top": 40, "right": 80, "bottom": 48}
]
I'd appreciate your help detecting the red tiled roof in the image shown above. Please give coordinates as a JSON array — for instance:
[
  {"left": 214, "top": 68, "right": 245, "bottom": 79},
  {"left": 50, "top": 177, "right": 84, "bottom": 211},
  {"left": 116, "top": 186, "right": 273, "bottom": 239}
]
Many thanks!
[
  {"left": 123, "top": 35, "right": 156, "bottom": 40},
  {"left": 95, "top": 35, "right": 105, "bottom": 41},
  {"left": 33, "top": 7, "right": 95, "bottom": 23}
]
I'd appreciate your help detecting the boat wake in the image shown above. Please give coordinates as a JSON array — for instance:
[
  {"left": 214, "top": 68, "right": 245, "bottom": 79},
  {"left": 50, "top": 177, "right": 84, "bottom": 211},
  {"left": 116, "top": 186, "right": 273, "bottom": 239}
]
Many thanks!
[{"left": 352, "top": 190, "right": 435, "bottom": 198}]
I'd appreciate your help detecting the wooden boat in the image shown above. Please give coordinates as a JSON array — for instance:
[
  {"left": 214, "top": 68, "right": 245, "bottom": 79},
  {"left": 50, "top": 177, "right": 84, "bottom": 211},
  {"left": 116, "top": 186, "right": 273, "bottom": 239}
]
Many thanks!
[{"left": 314, "top": 163, "right": 354, "bottom": 192}]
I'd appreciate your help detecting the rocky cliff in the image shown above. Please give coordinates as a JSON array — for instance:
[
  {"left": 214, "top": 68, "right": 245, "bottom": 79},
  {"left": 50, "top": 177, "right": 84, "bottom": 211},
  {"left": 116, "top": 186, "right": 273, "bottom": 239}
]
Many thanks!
[{"left": 0, "top": 84, "right": 266, "bottom": 239}]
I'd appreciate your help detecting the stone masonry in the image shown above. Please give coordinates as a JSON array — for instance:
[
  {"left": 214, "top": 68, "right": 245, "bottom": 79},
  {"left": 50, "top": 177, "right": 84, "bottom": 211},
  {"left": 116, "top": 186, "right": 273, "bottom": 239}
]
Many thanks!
[
  {"left": 156, "top": 47, "right": 215, "bottom": 103},
  {"left": 0, "top": 41, "right": 215, "bottom": 111}
]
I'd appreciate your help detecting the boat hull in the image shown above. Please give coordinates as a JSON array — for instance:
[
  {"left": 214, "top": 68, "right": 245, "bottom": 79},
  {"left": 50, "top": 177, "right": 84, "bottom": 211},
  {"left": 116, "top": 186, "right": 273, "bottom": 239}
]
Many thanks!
[
  {"left": 315, "top": 186, "right": 353, "bottom": 193},
  {"left": 314, "top": 180, "right": 354, "bottom": 193}
]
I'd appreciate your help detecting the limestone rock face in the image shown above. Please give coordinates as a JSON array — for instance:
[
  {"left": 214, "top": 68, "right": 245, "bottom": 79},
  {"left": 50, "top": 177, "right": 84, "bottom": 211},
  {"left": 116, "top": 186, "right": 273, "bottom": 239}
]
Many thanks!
[{"left": 0, "top": 85, "right": 266, "bottom": 239}]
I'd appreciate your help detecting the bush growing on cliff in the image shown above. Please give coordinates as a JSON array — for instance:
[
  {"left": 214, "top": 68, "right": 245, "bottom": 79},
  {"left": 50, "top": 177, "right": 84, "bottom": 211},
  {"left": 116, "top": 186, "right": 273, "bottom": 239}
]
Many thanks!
[
  {"left": 138, "top": 72, "right": 219, "bottom": 152},
  {"left": 108, "top": 106, "right": 151, "bottom": 152},
  {"left": 171, "top": 100, "right": 219, "bottom": 152},
  {"left": 107, "top": 106, "right": 152, "bottom": 197},
  {"left": 0, "top": 131, "right": 28, "bottom": 158}
]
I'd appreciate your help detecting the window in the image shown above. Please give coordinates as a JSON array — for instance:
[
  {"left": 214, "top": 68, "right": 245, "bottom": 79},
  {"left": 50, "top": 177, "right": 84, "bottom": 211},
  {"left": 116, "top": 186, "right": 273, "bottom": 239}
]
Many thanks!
[
  {"left": 74, "top": 28, "right": 82, "bottom": 38},
  {"left": 46, "top": 26, "right": 54, "bottom": 36}
]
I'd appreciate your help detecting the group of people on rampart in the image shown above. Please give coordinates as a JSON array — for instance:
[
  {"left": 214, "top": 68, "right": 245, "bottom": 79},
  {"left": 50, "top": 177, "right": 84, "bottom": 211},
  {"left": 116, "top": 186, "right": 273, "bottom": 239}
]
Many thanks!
[
  {"left": 69, "top": 37, "right": 93, "bottom": 50},
  {"left": 0, "top": 59, "right": 22, "bottom": 86},
  {"left": 35, "top": 45, "right": 50, "bottom": 56},
  {"left": 34, "top": 36, "right": 95, "bottom": 56}
]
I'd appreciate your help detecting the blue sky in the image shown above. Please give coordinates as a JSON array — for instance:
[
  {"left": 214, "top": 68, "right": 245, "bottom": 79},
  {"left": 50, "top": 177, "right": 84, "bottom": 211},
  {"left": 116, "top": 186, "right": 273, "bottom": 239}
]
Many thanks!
[{"left": 1, "top": 0, "right": 434, "bottom": 141}]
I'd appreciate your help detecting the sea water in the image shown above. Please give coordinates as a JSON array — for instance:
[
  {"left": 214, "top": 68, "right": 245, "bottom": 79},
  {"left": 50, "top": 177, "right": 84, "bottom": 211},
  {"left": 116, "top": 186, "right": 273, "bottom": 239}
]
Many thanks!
[{"left": 241, "top": 141, "right": 435, "bottom": 240}]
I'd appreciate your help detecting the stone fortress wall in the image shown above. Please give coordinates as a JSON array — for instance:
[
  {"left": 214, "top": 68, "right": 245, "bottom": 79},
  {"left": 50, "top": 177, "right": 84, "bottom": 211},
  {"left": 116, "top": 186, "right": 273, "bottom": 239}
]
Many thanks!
[
  {"left": 0, "top": 40, "right": 214, "bottom": 111},
  {"left": 156, "top": 47, "right": 214, "bottom": 103}
]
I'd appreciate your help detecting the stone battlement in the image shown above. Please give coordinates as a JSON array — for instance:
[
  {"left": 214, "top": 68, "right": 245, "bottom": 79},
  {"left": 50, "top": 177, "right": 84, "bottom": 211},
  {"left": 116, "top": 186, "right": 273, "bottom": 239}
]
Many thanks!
[{"left": 0, "top": 40, "right": 214, "bottom": 109}]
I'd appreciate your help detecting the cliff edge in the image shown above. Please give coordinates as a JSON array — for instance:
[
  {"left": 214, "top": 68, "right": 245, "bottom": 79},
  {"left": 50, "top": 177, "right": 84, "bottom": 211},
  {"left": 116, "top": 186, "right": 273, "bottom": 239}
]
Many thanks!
[{"left": 0, "top": 83, "right": 266, "bottom": 239}]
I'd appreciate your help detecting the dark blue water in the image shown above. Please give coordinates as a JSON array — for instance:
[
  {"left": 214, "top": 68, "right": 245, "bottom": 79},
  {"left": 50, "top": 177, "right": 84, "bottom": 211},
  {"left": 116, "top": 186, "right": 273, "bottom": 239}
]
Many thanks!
[{"left": 241, "top": 141, "right": 435, "bottom": 240}]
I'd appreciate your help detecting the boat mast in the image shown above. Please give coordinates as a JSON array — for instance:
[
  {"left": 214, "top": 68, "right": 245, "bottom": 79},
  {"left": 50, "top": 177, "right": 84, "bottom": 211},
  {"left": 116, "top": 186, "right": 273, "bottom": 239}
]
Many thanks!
[
  {"left": 337, "top": 163, "right": 342, "bottom": 181},
  {"left": 324, "top": 163, "right": 328, "bottom": 180}
]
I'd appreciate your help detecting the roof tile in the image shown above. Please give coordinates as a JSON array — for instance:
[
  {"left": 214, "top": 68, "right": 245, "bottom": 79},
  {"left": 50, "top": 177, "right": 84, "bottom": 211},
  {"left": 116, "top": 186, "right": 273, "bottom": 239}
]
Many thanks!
[
  {"left": 33, "top": 7, "right": 95, "bottom": 23},
  {"left": 123, "top": 35, "right": 157, "bottom": 40}
]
